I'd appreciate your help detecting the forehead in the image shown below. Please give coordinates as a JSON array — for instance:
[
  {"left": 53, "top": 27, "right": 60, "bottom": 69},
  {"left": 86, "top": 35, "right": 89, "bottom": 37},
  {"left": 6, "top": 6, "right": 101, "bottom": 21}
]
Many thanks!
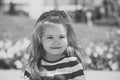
[{"left": 42, "top": 22, "right": 67, "bottom": 35}]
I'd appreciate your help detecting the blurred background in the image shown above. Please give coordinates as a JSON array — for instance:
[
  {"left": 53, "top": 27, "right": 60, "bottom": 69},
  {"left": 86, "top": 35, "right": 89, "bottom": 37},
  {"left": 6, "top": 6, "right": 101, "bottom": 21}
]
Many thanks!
[{"left": 0, "top": 0, "right": 120, "bottom": 80}]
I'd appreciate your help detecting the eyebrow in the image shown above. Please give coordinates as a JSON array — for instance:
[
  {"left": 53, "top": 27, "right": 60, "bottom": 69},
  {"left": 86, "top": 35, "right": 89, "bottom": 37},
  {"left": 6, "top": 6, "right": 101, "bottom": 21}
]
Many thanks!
[
  {"left": 44, "top": 34, "right": 67, "bottom": 37},
  {"left": 44, "top": 34, "right": 53, "bottom": 36}
]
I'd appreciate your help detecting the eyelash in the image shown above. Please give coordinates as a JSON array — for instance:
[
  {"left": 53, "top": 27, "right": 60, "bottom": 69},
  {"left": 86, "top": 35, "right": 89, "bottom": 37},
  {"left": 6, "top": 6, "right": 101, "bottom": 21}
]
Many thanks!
[
  {"left": 47, "top": 37, "right": 53, "bottom": 39},
  {"left": 60, "top": 36, "right": 65, "bottom": 38},
  {"left": 47, "top": 36, "right": 65, "bottom": 39}
]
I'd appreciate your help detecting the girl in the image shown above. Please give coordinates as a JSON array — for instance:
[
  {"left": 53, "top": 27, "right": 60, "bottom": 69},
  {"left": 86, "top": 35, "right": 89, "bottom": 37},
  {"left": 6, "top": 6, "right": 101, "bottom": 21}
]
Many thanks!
[{"left": 23, "top": 10, "right": 86, "bottom": 80}]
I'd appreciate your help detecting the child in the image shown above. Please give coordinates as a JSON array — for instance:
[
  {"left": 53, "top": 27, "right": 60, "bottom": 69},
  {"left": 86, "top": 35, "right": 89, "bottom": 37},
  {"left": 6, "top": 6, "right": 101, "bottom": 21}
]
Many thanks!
[{"left": 23, "top": 10, "right": 86, "bottom": 80}]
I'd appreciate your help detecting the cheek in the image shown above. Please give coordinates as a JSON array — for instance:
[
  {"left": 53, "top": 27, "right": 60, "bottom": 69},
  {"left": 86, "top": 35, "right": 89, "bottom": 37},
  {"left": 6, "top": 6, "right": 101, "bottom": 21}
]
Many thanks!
[
  {"left": 63, "top": 39, "right": 68, "bottom": 46},
  {"left": 42, "top": 41, "right": 50, "bottom": 52},
  {"left": 42, "top": 37, "right": 50, "bottom": 47},
  {"left": 42, "top": 40, "right": 50, "bottom": 48}
]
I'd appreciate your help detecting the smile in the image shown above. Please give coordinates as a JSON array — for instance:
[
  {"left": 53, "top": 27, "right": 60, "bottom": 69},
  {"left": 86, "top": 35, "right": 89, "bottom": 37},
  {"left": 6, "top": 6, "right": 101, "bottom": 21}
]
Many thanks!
[{"left": 51, "top": 47, "right": 61, "bottom": 49}]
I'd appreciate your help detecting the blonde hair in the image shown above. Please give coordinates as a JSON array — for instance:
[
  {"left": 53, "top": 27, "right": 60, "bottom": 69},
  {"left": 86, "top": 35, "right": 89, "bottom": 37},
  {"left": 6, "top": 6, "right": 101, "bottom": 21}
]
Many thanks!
[{"left": 25, "top": 10, "right": 86, "bottom": 79}]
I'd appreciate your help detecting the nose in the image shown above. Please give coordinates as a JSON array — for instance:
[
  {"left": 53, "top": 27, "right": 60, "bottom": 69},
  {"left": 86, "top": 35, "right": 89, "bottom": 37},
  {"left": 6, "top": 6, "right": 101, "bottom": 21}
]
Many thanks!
[{"left": 53, "top": 40, "right": 61, "bottom": 46}]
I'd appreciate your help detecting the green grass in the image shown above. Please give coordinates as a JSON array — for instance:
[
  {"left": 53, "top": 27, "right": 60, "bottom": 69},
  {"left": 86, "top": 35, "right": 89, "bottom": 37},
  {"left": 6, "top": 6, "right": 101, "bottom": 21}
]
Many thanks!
[
  {"left": 0, "top": 14, "right": 118, "bottom": 47},
  {"left": 72, "top": 23, "right": 117, "bottom": 47},
  {"left": 0, "top": 14, "right": 35, "bottom": 43}
]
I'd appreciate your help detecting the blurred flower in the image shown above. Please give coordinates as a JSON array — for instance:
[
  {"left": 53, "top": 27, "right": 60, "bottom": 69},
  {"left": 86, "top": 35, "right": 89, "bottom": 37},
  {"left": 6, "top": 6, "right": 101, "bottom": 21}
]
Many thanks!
[
  {"left": 93, "top": 52, "right": 98, "bottom": 57},
  {"left": 109, "top": 47, "right": 114, "bottom": 52},
  {"left": 87, "top": 58, "right": 92, "bottom": 64},
  {"left": 89, "top": 42, "right": 95, "bottom": 47},
  {"left": 85, "top": 47, "right": 92, "bottom": 55},
  {"left": 4, "top": 39, "right": 13, "bottom": 49},
  {"left": 109, "top": 61, "right": 119, "bottom": 71},
  {"left": 95, "top": 46, "right": 104, "bottom": 56},
  {"left": 106, "top": 53, "right": 113, "bottom": 59},
  {"left": 102, "top": 45, "right": 108, "bottom": 51},
  {"left": 0, "top": 50, "right": 8, "bottom": 59},
  {"left": 14, "top": 60, "right": 23, "bottom": 69}
]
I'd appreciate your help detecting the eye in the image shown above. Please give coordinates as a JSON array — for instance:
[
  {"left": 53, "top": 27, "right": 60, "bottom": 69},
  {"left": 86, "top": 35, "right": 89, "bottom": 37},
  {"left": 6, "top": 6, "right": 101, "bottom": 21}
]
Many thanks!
[
  {"left": 59, "top": 35, "right": 66, "bottom": 39},
  {"left": 47, "top": 36, "right": 53, "bottom": 39}
]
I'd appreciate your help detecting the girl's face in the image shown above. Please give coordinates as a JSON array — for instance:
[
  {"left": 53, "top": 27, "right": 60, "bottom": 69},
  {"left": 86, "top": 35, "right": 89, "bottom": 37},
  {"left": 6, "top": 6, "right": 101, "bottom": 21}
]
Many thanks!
[{"left": 42, "top": 23, "right": 68, "bottom": 60}]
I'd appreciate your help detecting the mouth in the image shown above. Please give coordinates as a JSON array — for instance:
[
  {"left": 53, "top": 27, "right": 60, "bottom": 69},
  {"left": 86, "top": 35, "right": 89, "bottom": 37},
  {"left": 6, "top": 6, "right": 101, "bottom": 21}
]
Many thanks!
[{"left": 51, "top": 47, "right": 61, "bottom": 49}]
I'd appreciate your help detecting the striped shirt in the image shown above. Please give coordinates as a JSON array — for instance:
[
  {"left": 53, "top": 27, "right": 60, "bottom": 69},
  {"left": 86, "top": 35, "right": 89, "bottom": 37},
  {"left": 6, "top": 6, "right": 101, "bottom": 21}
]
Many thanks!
[{"left": 41, "top": 56, "right": 84, "bottom": 80}]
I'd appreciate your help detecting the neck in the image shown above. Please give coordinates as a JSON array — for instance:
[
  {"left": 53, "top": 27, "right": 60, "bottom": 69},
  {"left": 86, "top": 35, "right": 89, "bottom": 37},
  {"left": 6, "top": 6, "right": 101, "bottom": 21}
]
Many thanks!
[{"left": 45, "top": 54, "right": 64, "bottom": 62}]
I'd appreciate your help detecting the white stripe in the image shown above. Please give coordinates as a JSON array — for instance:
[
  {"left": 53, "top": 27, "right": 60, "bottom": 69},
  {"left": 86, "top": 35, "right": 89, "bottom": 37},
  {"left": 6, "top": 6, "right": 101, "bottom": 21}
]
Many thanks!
[
  {"left": 42, "top": 56, "right": 77, "bottom": 65},
  {"left": 71, "top": 63, "right": 83, "bottom": 72},
  {"left": 46, "top": 63, "right": 83, "bottom": 76}
]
